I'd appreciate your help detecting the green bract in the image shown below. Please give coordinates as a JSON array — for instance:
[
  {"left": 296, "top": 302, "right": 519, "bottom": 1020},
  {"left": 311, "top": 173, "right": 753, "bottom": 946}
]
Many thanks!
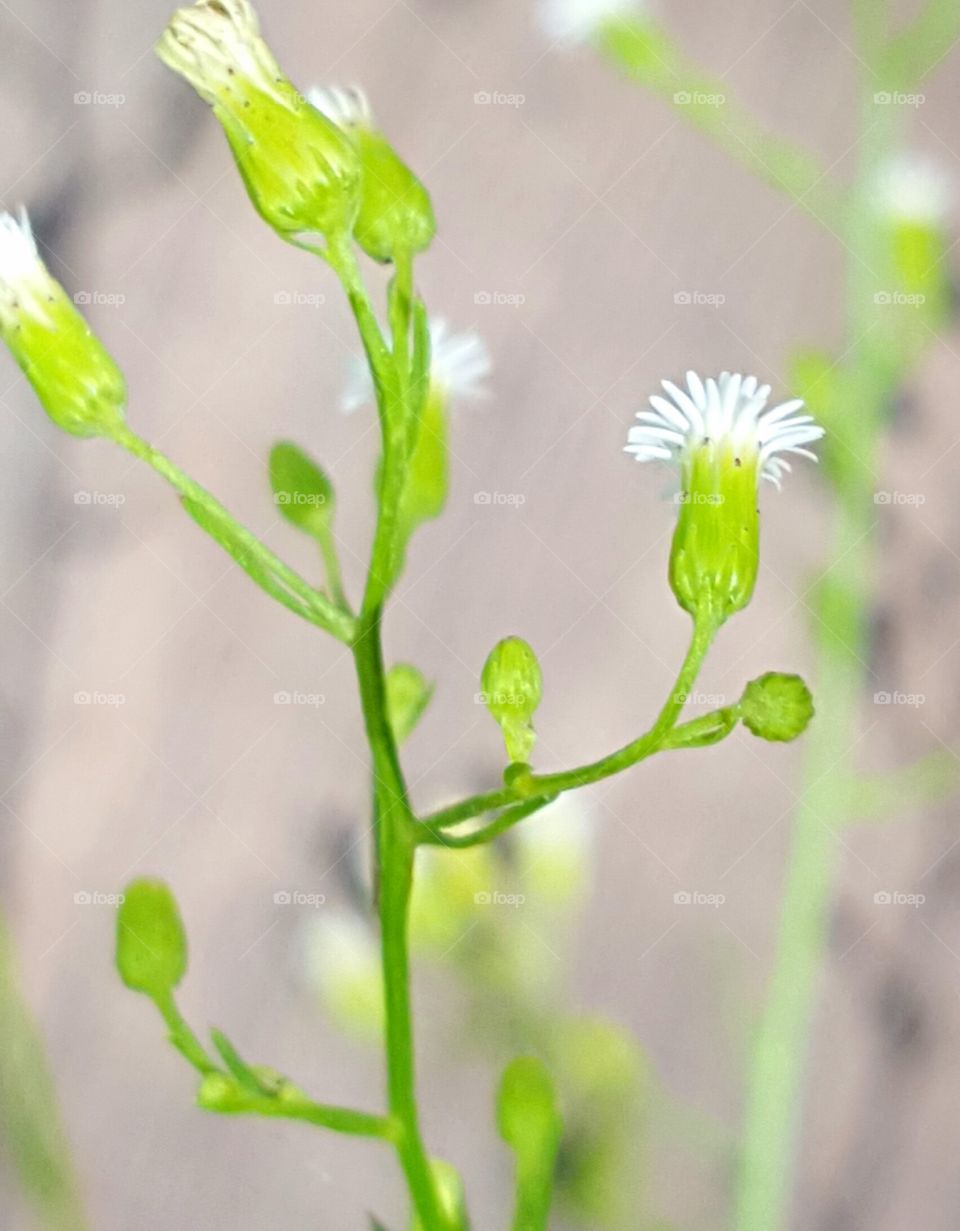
[
  {"left": 481, "top": 637, "right": 543, "bottom": 764},
  {"left": 740, "top": 672, "right": 814, "bottom": 742},
  {"left": 116, "top": 879, "right": 188, "bottom": 999},
  {"left": 670, "top": 441, "right": 759, "bottom": 626}
]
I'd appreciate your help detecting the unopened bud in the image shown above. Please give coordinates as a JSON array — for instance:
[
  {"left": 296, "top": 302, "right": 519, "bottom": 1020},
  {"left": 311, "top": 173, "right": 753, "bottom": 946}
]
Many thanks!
[
  {"left": 310, "top": 86, "right": 435, "bottom": 263},
  {"left": 740, "top": 672, "right": 814, "bottom": 742},
  {"left": 157, "top": 1, "right": 360, "bottom": 241},
  {"left": 481, "top": 637, "right": 543, "bottom": 764},
  {"left": 0, "top": 210, "right": 126, "bottom": 438},
  {"left": 116, "top": 878, "right": 188, "bottom": 999}
]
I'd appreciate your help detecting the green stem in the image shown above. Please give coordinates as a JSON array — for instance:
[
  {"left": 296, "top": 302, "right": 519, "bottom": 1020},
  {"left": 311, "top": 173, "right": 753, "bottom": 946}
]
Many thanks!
[
  {"left": 352, "top": 607, "right": 454, "bottom": 1231},
  {"left": 420, "top": 611, "right": 718, "bottom": 834},
  {"left": 597, "top": 19, "right": 843, "bottom": 226},
  {"left": 0, "top": 915, "right": 89, "bottom": 1231},
  {"left": 733, "top": 32, "right": 899, "bottom": 1231},
  {"left": 153, "top": 990, "right": 219, "bottom": 1076},
  {"left": 112, "top": 428, "right": 354, "bottom": 642}
]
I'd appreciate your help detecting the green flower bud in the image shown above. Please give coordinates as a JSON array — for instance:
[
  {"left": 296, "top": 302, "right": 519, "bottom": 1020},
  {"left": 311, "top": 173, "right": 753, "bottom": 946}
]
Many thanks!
[
  {"left": 481, "top": 637, "right": 543, "bottom": 764},
  {"left": 385, "top": 663, "right": 433, "bottom": 745},
  {"left": 310, "top": 87, "right": 435, "bottom": 263},
  {"left": 116, "top": 878, "right": 188, "bottom": 999},
  {"left": 269, "top": 440, "right": 334, "bottom": 539},
  {"left": 497, "top": 1055, "right": 562, "bottom": 1153},
  {"left": 156, "top": 1, "right": 360, "bottom": 242},
  {"left": 740, "top": 672, "right": 814, "bottom": 742},
  {"left": 0, "top": 210, "right": 126, "bottom": 438}
]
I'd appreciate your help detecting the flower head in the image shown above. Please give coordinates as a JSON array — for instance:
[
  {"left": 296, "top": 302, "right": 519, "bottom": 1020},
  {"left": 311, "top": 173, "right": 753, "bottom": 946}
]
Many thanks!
[
  {"left": 625, "top": 370, "right": 823, "bottom": 489},
  {"left": 341, "top": 318, "right": 490, "bottom": 413},
  {"left": 156, "top": 0, "right": 360, "bottom": 241},
  {"left": 308, "top": 83, "right": 435, "bottom": 262},
  {"left": 539, "top": 0, "right": 645, "bottom": 44},
  {"left": 627, "top": 371, "right": 824, "bottom": 625},
  {"left": 0, "top": 208, "right": 126, "bottom": 438}
]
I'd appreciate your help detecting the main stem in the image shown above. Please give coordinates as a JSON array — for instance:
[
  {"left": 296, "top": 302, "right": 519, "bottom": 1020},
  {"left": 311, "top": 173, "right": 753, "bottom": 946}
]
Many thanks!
[{"left": 352, "top": 606, "right": 451, "bottom": 1231}]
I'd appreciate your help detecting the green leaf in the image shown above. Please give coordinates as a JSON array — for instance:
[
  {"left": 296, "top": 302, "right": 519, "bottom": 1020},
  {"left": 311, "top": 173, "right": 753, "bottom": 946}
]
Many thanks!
[
  {"left": 116, "top": 878, "right": 187, "bottom": 999},
  {"left": 269, "top": 441, "right": 335, "bottom": 539},
  {"left": 385, "top": 664, "right": 434, "bottom": 744}
]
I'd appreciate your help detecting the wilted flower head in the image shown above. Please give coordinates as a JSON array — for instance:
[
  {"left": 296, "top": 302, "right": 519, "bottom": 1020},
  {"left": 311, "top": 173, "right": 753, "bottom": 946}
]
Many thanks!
[
  {"left": 0, "top": 208, "right": 126, "bottom": 438},
  {"left": 156, "top": 0, "right": 360, "bottom": 241},
  {"left": 539, "top": 0, "right": 646, "bottom": 43},
  {"left": 627, "top": 371, "right": 824, "bottom": 625},
  {"left": 341, "top": 319, "right": 491, "bottom": 413}
]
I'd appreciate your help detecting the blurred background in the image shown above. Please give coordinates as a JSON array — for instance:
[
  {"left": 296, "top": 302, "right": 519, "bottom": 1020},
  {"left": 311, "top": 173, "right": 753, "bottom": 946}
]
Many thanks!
[{"left": 1, "top": 0, "right": 960, "bottom": 1227}]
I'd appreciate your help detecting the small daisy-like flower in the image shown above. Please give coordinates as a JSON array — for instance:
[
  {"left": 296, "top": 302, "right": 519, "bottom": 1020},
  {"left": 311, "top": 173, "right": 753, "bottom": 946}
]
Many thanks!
[
  {"left": 625, "top": 370, "right": 823, "bottom": 490},
  {"left": 626, "top": 371, "right": 824, "bottom": 626},
  {"left": 341, "top": 319, "right": 491, "bottom": 413},
  {"left": 539, "top": 0, "right": 645, "bottom": 44},
  {"left": 156, "top": 0, "right": 360, "bottom": 240},
  {"left": 872, "top": 153, "right": 953, "bottom": 226},
  {"left": 0, "top": 208, "right": 126, "bottom": 438}
]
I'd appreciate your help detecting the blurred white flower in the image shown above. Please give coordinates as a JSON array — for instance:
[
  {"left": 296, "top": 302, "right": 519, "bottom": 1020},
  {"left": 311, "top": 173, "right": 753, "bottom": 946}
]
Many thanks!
[
  {"left": 872, "top": 154, "right": 954, "bottom": 226},
  {"left": 307, "top": 84, "right": 373, "bottom": 131},
  {"left": 539, "top": 0, "right": 645, "bottom": 44},
  {"left": 513, "top": 794, "right": 593, "bottom": 906},
  {"left": 340, "top": 319, "right": 491, "bottom": 413},
  {"left": 0, "top": 208, "right": 52, "bottom": 329},
  {"left": 302, "top": 911, "right": 383, "bottom": 1039}
]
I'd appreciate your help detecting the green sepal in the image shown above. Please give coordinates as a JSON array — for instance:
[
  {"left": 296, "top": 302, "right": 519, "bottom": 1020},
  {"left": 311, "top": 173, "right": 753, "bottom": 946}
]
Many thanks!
[{"left": 353, "top": 128, "right": 436, "bottom": 264}]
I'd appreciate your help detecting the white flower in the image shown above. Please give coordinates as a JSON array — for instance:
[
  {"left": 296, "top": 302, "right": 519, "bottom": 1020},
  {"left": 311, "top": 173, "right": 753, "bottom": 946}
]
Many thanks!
[
  {"left": 156, "top": 0, "right": 287, "bottom": 107},
  {"left": 0, "top": 208, "right": 53, "bottom": 330},
  {"left": 872, "top": 153, "right": 953, "bottom": 226},
  {"left": 539, "top": 0, "right": 645, "bottom": 44},
  {"left": 341, "top": 319, "right": 491, "bottom": 413},
  {"left": 307, "top": 84, "right": 373, "bottom": 131},
  {"left": 625, "top": 371, "right": 824, "bottom": 489}
]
